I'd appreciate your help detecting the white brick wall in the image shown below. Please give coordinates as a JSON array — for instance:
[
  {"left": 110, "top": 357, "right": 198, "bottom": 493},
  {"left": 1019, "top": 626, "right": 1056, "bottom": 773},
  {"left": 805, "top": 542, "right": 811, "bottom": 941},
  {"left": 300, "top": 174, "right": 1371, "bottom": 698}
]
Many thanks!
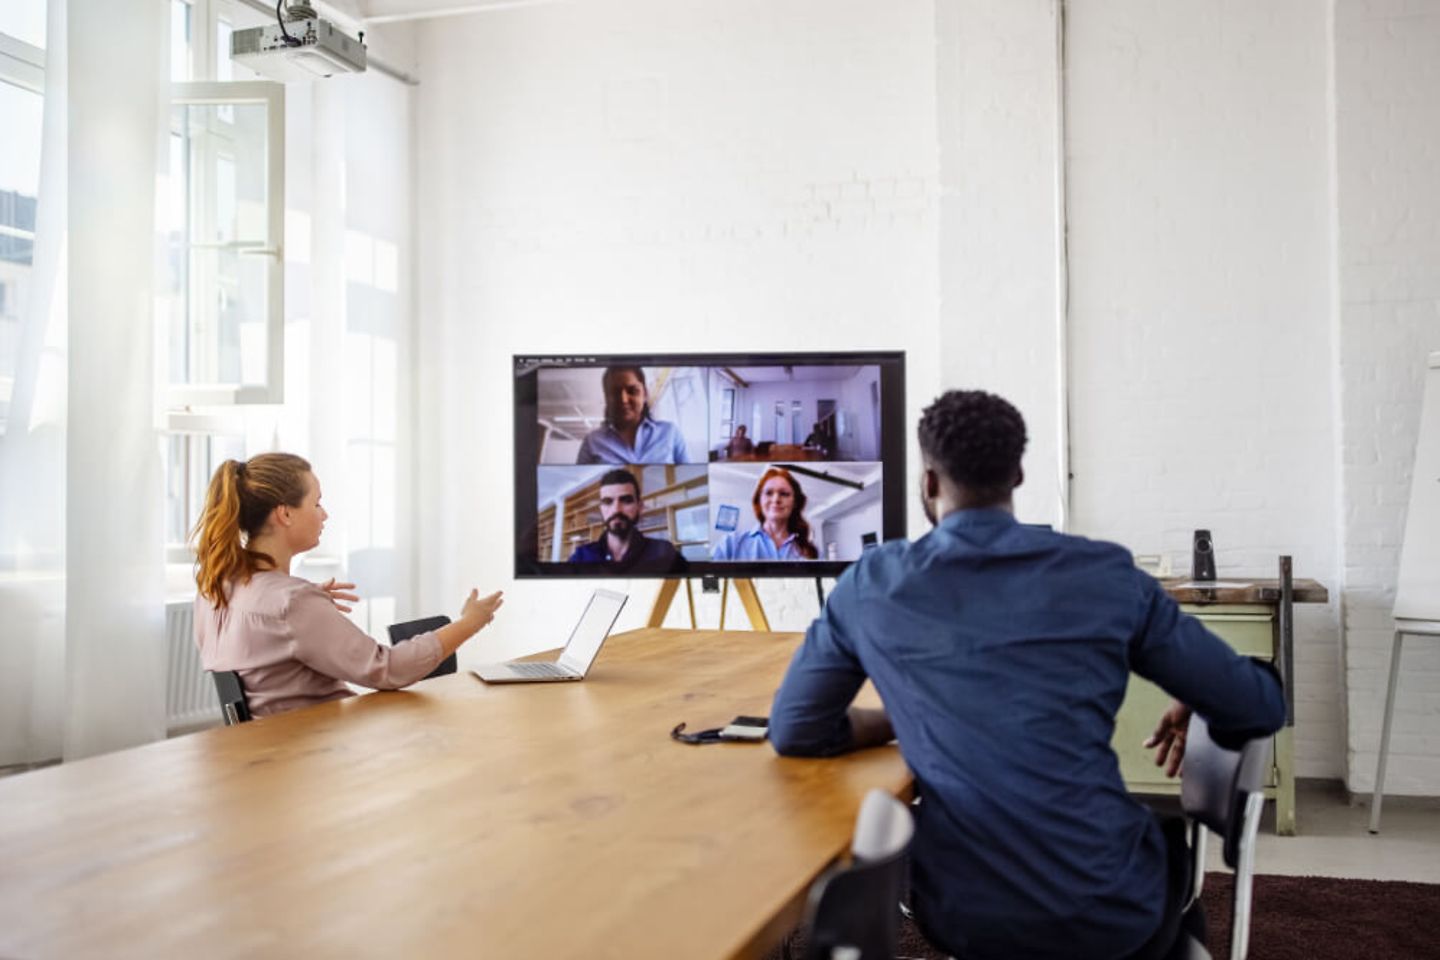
[
  {"left": 935, "top": 0, "right": 1067, "bottom": 529},
  {"left": 413, "top": 0, "right": 943, "bottom": 656},
  {"left": 412, "top": 0, "right": 1440, "bottom": 794},
  {"left": 1335, "top": 0, "right": 1440, "bottom": 794},
  {"left": 1063, "top": 0, "right": 1345, "bottom": 780}
]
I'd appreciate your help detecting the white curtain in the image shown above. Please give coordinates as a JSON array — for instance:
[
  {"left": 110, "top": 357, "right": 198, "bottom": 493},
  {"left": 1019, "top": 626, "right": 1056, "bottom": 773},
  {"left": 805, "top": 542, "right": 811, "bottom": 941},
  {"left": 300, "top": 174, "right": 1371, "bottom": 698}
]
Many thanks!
[
  {"left": 0, "top": 0, "right": 167, "bottom": 765},
  {"left": 0, "top": 0, "right": 68, "bottom": 767},
  {"left": 63, "top": 0, "right": 167, "bottom": 758}
]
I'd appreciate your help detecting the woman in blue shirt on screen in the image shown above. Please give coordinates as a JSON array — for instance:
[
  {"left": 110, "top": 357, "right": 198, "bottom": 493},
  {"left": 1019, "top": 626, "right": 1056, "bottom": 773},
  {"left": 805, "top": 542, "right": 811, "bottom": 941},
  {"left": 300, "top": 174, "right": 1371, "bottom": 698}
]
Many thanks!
[
  {"left": 712, "top": 467, "right": 820, "bottom": 561},
  {"left": 576, "top": 366, "right": 689, "bottom": 465}
]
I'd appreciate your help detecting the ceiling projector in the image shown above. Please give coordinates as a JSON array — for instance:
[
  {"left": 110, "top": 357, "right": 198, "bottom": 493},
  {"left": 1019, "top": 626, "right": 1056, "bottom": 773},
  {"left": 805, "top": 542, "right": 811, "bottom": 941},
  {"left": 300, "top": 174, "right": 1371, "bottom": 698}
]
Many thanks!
[{"left": 231, "top": 5, "right": 367, "bottom": 83}]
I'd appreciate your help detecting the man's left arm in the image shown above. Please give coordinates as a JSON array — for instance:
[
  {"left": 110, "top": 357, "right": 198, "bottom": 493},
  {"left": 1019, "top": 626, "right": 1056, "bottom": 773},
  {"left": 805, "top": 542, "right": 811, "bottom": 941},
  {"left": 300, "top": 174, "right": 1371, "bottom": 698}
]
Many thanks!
[
  {"left": 1130, "top": 574, "right": 1286, "bottom": 752},
  {"left": 769, "top": 579, "right": 886, "bottom": 756}
]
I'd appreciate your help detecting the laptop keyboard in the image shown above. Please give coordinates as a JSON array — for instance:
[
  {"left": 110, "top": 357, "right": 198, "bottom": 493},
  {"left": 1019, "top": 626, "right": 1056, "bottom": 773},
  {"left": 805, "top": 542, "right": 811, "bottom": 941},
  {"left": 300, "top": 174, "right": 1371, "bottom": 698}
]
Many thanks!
[{"left": 507, "top": 662, "right": 570, "bottom": 678}]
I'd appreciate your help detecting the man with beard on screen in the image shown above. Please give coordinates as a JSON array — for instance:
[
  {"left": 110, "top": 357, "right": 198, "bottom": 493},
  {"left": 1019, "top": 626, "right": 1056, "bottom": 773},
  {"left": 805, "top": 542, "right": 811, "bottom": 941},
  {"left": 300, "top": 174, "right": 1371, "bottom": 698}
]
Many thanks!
[{"left": 567, "top": 469, "right": 684, "bottom": 573}]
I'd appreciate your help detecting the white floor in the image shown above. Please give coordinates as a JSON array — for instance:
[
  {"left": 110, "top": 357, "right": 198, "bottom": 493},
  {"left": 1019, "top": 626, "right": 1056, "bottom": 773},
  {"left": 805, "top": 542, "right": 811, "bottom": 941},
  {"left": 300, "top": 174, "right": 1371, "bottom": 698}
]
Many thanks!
[{"left": 1209, "top": 779, "right": 1440, "bottom": 883}]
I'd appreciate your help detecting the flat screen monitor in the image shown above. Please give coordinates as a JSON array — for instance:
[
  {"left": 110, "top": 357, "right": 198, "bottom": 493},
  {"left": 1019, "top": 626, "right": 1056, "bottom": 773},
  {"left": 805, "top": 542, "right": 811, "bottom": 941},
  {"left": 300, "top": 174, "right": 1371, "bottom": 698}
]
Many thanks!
[{"left": 514, "top": 351, "right": 906, "bottom": 579}]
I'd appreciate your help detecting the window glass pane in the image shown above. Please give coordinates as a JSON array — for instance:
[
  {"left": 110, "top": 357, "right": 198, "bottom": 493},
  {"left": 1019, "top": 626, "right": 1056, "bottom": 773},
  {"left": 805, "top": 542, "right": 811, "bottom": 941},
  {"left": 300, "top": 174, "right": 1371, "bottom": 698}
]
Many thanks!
[
  {"left": 172, "top": 98, "right": 273, "bottom": 388},
  {"left": 215, "top": 19, "right": 235, "bottom": 121},
  {"left": 675, "top": 504, "right": 708, "bottom": 544},
  {"left": 216, "top": 19, "right": 233, "bottom": 83},
  {"left": 164, "top": 433, "right": 246, "bottom": 547},
  {"left": 0, "top": 2, "right": 47, "bottom": 49},
  {"left": 0, "top": 79, "right": 42, "bottom": 436},
  {"left": 159, "top": 132, "right": 189, "bottom": 382},
  {"left": 170, "top": 0, "right": 192, "bottom": 82}
]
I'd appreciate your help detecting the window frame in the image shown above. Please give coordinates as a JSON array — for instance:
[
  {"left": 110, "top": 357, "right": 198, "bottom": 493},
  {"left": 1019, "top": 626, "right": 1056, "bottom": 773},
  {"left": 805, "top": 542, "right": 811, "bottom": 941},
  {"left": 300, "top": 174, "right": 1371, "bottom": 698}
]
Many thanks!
[
  {"left": 0, "top": 31, "right": 44, "bottom": 93},
  {"left": 166, "top": 79, "right": 286, "bottom": 409}
]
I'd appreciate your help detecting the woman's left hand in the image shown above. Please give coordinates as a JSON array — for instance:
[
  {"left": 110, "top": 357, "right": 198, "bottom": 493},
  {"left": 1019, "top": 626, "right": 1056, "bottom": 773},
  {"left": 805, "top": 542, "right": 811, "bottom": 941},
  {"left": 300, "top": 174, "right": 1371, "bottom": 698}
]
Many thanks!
[{"left": 319, "top": 578, "right": 360, "bottom": 613}]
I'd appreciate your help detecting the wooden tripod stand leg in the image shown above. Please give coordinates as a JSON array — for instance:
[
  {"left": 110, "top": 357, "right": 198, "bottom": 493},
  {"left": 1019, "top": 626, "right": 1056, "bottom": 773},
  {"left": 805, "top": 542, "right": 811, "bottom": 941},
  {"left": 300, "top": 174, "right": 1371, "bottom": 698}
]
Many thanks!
[
  {"left": 646, "top": 579, "right": 681, "bottom": 628},
  {"left": 733, "top": 578, "right": 770, "bottom": 632},
  {"left": 647, "top": 577, "right": 769, "bottom": 631}
]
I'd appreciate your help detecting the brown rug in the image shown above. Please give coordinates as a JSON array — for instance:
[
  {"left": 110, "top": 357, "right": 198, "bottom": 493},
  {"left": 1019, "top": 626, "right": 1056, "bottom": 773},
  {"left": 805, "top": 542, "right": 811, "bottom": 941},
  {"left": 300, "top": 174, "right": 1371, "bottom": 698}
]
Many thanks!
[{"left": 766, "top": 873, "right": 1440, "bottom": 960}]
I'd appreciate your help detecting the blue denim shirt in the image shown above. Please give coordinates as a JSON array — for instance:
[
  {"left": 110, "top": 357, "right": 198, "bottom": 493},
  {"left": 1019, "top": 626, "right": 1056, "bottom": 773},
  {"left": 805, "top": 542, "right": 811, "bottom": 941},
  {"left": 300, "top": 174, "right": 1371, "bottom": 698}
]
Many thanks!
[
  {"left": 576, "top": 418, "right": 689, "bottom": 464},
  {"left": 769, "top": 508, "right": 1285, "bottom": 960},
  {"left": 711, "top": 527, "right": 806, "bottom": 561}
]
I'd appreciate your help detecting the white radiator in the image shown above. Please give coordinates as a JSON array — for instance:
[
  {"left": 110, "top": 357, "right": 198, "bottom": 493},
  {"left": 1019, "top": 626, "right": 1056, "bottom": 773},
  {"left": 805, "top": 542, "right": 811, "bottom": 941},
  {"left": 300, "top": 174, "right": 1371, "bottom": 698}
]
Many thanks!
[{"left": 166, "top": 601, "right": 219, "bottom": 731}]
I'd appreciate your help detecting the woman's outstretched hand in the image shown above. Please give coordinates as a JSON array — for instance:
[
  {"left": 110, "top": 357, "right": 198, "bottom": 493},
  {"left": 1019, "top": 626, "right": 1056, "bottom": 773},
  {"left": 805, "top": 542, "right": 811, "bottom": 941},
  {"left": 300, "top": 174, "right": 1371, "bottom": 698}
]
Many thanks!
[
  {"left": 319, "top": 578, "right": 360, "bottom": 613},
  {"left": 461, "top": 589, "right": 505, "bottom": 631}
]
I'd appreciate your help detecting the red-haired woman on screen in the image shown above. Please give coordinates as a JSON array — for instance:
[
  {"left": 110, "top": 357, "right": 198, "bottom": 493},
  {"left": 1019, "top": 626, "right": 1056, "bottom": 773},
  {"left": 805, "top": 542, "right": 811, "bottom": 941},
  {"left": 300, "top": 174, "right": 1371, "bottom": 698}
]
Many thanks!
[
  {"left": 191, "top": 453, "right": 503, "bottom": 717},
  {"left": 711, "top": 467, "right": 819, "bottom": 561}
]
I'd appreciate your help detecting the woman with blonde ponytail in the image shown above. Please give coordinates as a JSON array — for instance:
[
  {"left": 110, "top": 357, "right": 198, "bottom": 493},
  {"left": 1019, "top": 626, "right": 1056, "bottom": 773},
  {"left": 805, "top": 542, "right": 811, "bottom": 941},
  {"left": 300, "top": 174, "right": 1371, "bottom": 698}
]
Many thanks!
[{"left": 192, "top": 453, "right": 504, "bottom": 718}]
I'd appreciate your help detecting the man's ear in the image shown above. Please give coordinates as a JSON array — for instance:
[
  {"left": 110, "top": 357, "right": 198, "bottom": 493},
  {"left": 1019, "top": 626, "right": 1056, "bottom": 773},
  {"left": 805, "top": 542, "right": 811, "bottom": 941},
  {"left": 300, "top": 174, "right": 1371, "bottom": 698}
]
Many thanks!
[
  {"left": 1014, "top": 466, "right": 1025, "bottom": 490},
  {"left": 923, "top": 467, "right": 942, "bottom": 500}
]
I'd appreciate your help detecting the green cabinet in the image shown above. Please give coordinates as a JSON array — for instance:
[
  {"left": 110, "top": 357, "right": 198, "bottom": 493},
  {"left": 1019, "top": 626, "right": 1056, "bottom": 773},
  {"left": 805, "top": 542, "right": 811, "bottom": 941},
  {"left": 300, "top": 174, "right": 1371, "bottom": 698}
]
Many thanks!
[{"left": 1112, "top": 604, "right": 1294, "bottom": 834}]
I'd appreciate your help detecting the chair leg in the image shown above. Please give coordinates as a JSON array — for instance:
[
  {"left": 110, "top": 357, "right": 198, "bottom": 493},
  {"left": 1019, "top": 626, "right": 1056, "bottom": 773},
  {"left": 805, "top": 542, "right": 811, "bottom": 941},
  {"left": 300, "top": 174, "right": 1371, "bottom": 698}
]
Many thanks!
[
  {"left": 1369, "top": 630, "right": 1405, "bottom": 834},
  {"left": 1184, "top": 821, "right": 1207, "bottom": 911},
  {"left": 1230, "top": 791, "right": 1265, "bottom": 960}
]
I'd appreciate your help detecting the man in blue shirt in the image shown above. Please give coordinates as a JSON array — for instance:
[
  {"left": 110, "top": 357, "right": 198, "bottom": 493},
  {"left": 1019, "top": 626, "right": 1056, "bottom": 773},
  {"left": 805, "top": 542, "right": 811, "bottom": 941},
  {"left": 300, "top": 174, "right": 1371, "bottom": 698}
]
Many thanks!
[
  {"left": 769, "top": 390, "right": 1285, "bottom": 960},
  {"left": 567, "top": 469, "right": 683, "bottom": 573}
]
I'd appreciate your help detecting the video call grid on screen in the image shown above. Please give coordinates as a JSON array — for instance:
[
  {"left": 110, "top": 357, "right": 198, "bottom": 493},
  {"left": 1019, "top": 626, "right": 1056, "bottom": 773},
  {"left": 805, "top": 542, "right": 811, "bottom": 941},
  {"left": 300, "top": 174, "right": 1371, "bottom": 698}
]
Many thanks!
[{"left": 514, "top": 352, "right": 906, "bottom": 579}]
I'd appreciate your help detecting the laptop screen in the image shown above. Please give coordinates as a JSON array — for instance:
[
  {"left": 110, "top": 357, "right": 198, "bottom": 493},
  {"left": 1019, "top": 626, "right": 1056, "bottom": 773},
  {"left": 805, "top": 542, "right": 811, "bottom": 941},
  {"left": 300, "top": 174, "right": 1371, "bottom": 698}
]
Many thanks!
[{"left": 557, "top": 589, "right": 628, "bottom": 675}]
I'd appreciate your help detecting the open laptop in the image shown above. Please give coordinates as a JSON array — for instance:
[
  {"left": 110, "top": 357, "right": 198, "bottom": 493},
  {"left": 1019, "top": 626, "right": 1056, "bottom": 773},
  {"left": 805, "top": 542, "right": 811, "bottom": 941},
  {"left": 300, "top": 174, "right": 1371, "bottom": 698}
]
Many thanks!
[{"left": 472, "top": 588, "right": 628, "bottom": 683}]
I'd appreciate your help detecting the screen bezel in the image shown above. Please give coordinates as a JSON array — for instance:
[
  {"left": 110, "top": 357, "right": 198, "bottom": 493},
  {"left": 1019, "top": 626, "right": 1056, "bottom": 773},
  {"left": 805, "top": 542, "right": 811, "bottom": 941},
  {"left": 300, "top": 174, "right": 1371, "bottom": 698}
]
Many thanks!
[{"left": 514, "top": 350, "right": 906, "bottom": 579}]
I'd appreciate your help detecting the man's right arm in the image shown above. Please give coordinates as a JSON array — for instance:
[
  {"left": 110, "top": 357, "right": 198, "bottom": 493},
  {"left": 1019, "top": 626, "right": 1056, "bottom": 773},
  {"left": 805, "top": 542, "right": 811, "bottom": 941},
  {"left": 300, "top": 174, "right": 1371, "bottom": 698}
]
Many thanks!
[
  {"left": 769, "top": 576, "right": 874, "bottom": 757},
  {"left": 1129, "top": 574, "right": 1285, "bottom": 750}
]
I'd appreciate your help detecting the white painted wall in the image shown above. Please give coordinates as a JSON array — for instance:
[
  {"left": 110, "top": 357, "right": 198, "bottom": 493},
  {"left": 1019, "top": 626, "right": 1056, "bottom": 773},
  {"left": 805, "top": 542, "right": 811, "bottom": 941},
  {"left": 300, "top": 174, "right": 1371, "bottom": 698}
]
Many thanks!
[
  {"left": 935, "top": 0, "right": 1067, "bottom": 529},
  {"left": 413, "top": 0, "right": 1440, "bottom": 793},
  {"left": 1063, "top": 1, "right": 1345, "bottom": 780},
  {"left": 1334, "top": 0, "right": 1440, "bottom": 794},
  {"left": 414, "top": 0, "right": 941, "bottom": 656}
]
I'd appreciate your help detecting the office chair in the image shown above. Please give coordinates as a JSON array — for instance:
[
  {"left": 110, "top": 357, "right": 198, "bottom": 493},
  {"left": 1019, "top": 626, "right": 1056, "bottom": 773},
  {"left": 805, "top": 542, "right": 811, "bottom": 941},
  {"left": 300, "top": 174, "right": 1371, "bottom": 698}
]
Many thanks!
[
  {"left": 794, "top": 788, "right": 915, "bottom": 960},
  {"left": 388, "top": 615, "right": 457, "bottom": 679},
  {"left": 1163, "top": 714, "right": 1272, "bottom": 960},
  {"left": 211, "top": 670, "right": 252, "bottom": 725}
]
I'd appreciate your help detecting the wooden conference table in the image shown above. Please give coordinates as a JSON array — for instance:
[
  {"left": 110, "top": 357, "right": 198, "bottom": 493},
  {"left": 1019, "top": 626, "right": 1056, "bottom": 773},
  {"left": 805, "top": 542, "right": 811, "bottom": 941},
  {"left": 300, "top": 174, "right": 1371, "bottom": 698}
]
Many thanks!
[{"left": 0, "top": 628, "right": 909, "bottom": 960}]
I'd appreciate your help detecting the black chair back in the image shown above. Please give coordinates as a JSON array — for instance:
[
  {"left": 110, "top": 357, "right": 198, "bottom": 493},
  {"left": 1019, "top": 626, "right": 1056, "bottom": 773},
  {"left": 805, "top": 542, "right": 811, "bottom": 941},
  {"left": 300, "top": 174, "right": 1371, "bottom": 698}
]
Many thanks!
[
  {"left": 211, "top": 670, "right": 252, "bottom": 725},
  {"left": 1181, "top": 716, "right": 1270, "bottom": 867},
  {"left": 802, "top": 790, "right": 914, "bottom": 960},
  {"left": 388, "top": 615, "right": 456, "bottom": 678}
]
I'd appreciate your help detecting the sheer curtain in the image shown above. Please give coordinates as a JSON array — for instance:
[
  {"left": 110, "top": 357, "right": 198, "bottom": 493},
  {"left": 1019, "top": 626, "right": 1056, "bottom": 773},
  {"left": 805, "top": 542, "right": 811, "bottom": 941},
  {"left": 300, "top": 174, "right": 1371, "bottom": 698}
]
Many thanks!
[
  {"left": 0, "top": 0, "right": 167, "bottom": 765},
  {"left": 0, "top": 0, "right": 67, "bottom": 767}
]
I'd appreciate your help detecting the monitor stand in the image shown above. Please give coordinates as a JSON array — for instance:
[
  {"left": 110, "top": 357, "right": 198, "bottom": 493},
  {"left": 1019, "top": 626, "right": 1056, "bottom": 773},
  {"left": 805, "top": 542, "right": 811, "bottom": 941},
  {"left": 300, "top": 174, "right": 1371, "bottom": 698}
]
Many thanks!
[{"left": 646, "top": 578, "right": 770, "bottom": 631}]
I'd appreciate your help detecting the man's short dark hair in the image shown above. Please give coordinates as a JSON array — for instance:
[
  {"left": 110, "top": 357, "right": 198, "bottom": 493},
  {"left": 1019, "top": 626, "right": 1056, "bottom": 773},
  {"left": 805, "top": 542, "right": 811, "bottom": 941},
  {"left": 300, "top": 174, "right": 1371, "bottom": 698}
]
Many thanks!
[
  {"left": 918, "top": 390, "right": 1027, "bottom": 503},
  {"left": 599, "top": 468, "right": 640, "bottom": 495}
]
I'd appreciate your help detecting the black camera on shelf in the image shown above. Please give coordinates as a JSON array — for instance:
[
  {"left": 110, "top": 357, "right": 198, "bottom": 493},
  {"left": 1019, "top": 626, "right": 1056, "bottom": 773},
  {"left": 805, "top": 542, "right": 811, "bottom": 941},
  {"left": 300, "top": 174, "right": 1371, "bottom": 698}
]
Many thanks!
[{"left": 1192, "top": 529, "right": 1217, "bottom": 582}]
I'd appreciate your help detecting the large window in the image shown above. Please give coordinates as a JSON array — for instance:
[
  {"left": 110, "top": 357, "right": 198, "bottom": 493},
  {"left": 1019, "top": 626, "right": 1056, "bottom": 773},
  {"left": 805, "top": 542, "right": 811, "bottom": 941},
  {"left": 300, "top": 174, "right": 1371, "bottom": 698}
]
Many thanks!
[
  {"left": 163, "top": 82, "right": 285, "bottom": 407},
  {"left": 160, "top": 0, "right": 285, "bottom": 562}
]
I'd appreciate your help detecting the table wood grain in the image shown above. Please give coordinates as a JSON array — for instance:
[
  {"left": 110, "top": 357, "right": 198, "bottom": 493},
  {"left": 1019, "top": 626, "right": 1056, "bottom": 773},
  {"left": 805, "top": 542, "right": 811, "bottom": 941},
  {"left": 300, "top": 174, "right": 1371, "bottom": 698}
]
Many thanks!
[{"left": 0, "top": 628, "right": 910, "bottom": 960}]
